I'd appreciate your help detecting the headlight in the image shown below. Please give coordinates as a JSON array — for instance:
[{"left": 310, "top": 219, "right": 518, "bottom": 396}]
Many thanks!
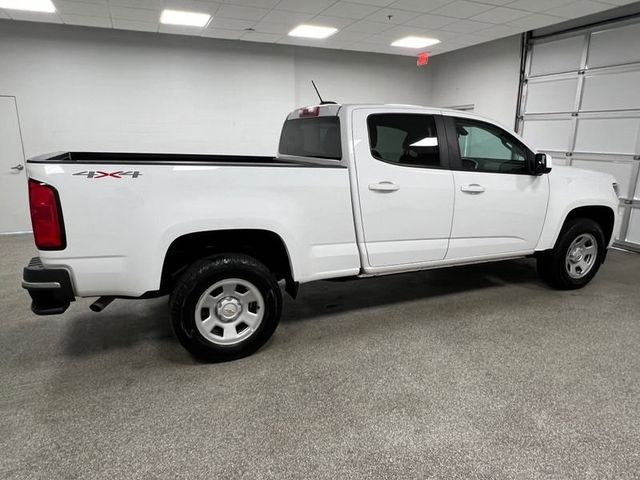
[{"left": 612, "top": 182, "right": 620, "bottom": 197}]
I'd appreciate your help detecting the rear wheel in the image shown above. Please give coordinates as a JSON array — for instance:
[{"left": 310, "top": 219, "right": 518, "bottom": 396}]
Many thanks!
[
  {"left": 537, "top": 218, "right": 605, "bottom": 290},
  {"left": 170, "top": 254, "right": 282, "bottom": 362}
]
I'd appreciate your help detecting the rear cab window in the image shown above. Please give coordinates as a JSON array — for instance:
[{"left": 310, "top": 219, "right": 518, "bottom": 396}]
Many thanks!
[{"left": 279, "top": 116, "right": 342, "bottom": 160}]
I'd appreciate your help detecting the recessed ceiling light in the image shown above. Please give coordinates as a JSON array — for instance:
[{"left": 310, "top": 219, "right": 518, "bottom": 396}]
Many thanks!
[
  {"left": 288, "top": 25, "right": 338, "bottom": 39},
  {"left": 160, "top": 9, "right": 211, "bottom": 27},
  {"left": 391, "top": 36, "right": 440, "bottom": 48},
  {"left": 0, "top": 0, "right": 55, "bottom": 13}
]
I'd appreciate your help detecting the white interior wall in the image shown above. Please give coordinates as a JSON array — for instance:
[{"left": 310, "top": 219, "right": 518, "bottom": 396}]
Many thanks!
[
  {"left": 0, "top": 19, "right": 522, "bottom": 159},
  {"left": 293, "top": 47, "right": 431, "bottom": 107},
  {"left": 428, "top": 35, "right": 523, "bottom": 129},
  {"left": 0, "top": 21, "right": 430, "bottom": 158}
]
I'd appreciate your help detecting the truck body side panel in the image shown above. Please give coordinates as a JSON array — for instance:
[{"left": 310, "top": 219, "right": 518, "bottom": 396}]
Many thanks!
[
  {"left": 535, "top": 166, "right": 620, "bottom": 250},
  {"left": 27, "top": 162, "right": 360, "bottom": 297}
]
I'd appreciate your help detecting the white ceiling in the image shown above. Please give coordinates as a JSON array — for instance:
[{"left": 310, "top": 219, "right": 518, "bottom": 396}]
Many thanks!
[{"left": 0, "top": 0, "right": 638, "bottom": 56}]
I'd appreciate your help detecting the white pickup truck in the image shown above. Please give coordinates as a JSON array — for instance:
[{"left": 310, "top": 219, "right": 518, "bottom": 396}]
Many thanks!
[{"left": 23, "top": 103, "right": 620, "bottom": 361}]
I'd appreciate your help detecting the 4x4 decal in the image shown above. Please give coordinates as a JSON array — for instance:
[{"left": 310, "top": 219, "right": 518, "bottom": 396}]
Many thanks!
[{"left": 73, "top": 171, "right": 142, "bottom": 179}]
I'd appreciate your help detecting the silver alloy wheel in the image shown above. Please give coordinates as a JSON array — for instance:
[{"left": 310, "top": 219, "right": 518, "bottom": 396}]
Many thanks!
[
  {"left": 565, "top": 233, "right": 598, "bottom": 279},
  {"left": 195, "top": 278, "right": 265, "bottom": 346}
]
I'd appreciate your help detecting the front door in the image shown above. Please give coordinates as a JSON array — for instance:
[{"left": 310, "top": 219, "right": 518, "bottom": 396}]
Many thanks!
[
  {"left": 0, "top": 96, "right": 30, "bottom": 233},
  {"left": 352, "top": 109, "right": 455, "bottom": 268},
  {"left": 444, "top": 115, "right": 549, "bottom": 260}
]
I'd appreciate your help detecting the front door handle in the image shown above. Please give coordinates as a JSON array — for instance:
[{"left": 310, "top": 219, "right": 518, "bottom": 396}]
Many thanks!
[
  {"left": 369, "top": 181, "right": 400, "bottom": 192},
  {"left": 10, "top": 164, "right": 24, "bottom": 172},
  {"left": 460, "top": 183, "right": 485, "bottom": 194}
]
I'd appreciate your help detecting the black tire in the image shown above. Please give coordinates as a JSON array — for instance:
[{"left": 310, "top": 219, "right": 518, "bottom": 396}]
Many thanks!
[
  {"left": 170, "top": 254, "right": 282, "bottom": 362},
  {"left": 537, "top": 217, "right": 606, "bottom": 290}
]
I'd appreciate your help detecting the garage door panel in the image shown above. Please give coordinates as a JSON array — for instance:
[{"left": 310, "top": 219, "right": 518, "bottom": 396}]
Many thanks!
[
  {"left": 521, "top": 19, "right": 640, "bottom": 249},
  {"left": 572, "top": 158, "right": 636, "bottom": 196},
  {"left": 525, "top": 78, "right": 579, "bottom": 114},
  {"left": 574, "top": 117, "right": 640, "bottom": 155},
  {"left": 626, "top": 209, "right": 640, "bottom": 244},
  {"left": 549, "top": 155, "right": 570, "bottom": 166},
  {"left": 522, "top": 119, "right": 573, "bottom": 152},
  {"left": 582, "top": 70, "right": 640, "bottom": 111},
  {"left": 529, "top": 35, "right": 585, "bottom": 76},
  {"left": 588, "top": 22, "right": 640, "bottom": 68}
]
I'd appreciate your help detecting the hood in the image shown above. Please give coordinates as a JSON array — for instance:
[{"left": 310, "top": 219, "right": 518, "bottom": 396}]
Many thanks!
[{"left": 549, "top": 165, "right": 617, "bottom": 185}]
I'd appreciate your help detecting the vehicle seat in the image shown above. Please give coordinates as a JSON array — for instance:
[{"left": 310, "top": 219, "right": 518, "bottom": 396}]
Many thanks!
[
  {"left": 323, "top": 126, "right": 341, "bottom": 159},
  {"left": 399, "top": 134, "right": 439, "bottom": 166}
]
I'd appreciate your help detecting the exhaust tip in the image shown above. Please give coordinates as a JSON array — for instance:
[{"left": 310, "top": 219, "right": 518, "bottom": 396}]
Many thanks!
[{"left": 90, "top": 296, "right": 115, "bottom": 313}]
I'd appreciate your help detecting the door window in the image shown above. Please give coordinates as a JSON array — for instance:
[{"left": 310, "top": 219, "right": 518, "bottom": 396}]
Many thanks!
[
  {"left": 455, "top": 119, "right": 529, "bottom": 174},
  {"left": 367, "top": 114, "right": 442, "bottom": 168}
]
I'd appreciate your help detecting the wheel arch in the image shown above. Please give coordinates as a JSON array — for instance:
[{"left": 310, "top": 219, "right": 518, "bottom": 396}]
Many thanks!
[
  {"left": 160, "top": 229, "right": 294, "bottom": 294},
  {"left": 540, "top": 204, "right": 616, "bottom": 252},
  {"left": 563, "top": 206, "right": 615, "bottom": 246}
]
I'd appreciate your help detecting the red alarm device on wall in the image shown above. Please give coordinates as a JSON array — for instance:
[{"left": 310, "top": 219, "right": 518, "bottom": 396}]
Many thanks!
[{"left": 417, "top": 51, "right": 429, "bottom": 67}]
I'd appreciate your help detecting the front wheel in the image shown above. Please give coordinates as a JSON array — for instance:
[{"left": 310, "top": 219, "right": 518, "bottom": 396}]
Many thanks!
[
  {"left": 537, "top": 218, "right": 606, "bottom": 290},
  {"left": 170, "top": 254, "right": 282, "bottom": 362}
]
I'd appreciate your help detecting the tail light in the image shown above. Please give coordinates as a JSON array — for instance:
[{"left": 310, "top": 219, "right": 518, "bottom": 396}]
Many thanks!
[{"left": 28, "top": 179, "right": 66, "bottom": 250}]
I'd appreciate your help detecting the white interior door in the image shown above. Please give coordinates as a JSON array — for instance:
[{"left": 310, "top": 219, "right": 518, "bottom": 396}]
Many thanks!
[{"left": 0, "top": 96, "right": 30, "bottom": 233}]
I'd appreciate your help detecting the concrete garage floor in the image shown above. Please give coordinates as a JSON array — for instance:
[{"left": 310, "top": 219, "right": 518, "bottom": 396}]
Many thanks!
[{"left": 1, "top": 235, "right": 639, "bottom": 479}]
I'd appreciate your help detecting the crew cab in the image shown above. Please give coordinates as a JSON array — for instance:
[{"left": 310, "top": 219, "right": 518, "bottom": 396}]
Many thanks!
[{"left": 22, "top": 104, "right": 620, "bottom": 361}]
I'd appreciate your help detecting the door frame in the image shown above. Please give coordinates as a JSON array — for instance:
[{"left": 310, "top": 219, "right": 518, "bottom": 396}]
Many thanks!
[
  {"left": 0, "top": 95, "right": 31, "bottom": 235},
  {"left": 441, "top": 112, "right": 550, "bottom": 260},
  {"left": 348, "top": 107, "right": 457, "bottom": 274}
]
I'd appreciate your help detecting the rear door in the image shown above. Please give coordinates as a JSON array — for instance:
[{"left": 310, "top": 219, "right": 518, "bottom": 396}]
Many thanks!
[
  {"left": 444, "top": 115, "right": 549, "bottom": 259},
  {"left": 351, "top": 108, "right": 455, "bottom": 268}
]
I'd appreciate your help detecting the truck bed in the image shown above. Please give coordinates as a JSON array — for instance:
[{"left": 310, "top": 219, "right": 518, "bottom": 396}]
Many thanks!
[
  {"left": 26, "top": 155, "right": 360, "bottom": 297},
  {"left": 28, "top": 151, "right": 294, "bottom": 166}
]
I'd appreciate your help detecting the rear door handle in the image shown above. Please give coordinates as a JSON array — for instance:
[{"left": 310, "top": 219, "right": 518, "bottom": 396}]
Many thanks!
[
  {"left": 369, "top": 182, "right": 400, "bottom": 192},
  {"left": 460, "top": 184, "right": 485, "bottom": 194}
]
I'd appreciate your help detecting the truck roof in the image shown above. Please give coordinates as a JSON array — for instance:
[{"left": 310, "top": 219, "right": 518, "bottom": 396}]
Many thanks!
[
  {"left": 287, "top": 103, "right": 508, "bottom": 129},
  {"left": 285, "top": 102, "right": 528, "bottom": 154}
]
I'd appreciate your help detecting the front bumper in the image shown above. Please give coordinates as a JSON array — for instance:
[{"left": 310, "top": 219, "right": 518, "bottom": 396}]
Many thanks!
[{"left": 22, "top": 257, "right": 75, "bottom": 315}]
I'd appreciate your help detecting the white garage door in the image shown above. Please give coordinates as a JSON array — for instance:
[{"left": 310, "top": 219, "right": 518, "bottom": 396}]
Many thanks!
[{"left": 517, "top": 18, "right": 640, "bottom": 253}]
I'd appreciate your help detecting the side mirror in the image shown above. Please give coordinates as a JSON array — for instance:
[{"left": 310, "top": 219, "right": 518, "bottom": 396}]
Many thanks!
[{"left": 533, "top": 153, "right": 552, "bottom": 175}]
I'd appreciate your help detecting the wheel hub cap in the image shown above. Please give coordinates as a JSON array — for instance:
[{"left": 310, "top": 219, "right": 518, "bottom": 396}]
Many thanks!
[
  {"left": 569, "top": 247, "right": 584, "bottom": 262},
  {"left": 216, "top": 296, "right": 242, "bottom": 322},
  {"left": 565, "top": 233, "right": 598, "bottom": 279},
  {"left": 194, "top": 278, "right": 266, "bottom": 346}
]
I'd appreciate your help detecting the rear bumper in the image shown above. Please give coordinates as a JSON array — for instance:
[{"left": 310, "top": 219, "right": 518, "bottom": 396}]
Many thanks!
[{"left": 22, "top": 257, "right": 75, "bottom": 315}]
